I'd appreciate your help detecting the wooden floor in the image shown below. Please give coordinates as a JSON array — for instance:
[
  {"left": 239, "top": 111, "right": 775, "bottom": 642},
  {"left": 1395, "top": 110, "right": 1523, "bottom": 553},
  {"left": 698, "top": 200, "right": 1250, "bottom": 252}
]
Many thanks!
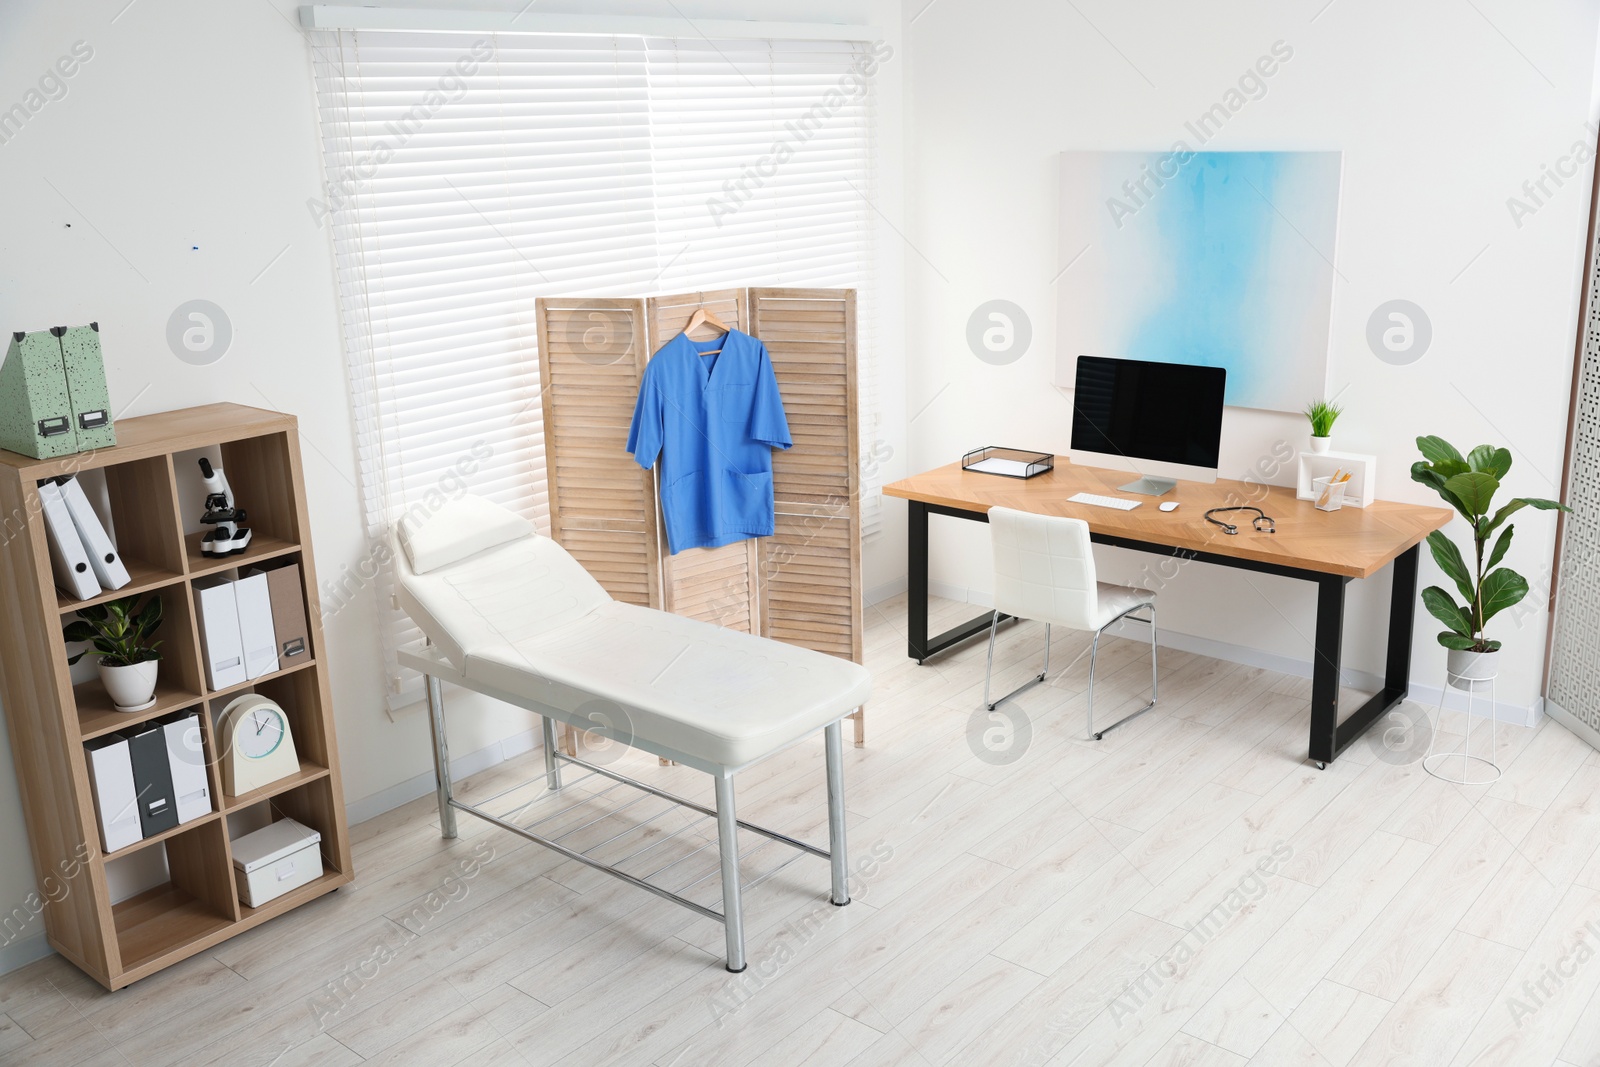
[{"left": 4, "top": 593, "right": 1600, "bottom": 1067}]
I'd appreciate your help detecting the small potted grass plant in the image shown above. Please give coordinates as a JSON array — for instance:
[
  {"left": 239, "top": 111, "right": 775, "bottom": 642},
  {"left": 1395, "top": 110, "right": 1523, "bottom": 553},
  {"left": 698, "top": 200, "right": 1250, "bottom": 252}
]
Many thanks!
[
  {"left": 63, "top": 595, "right": 163, "bottom": 711},
  {"left": 1304, "top": 399, "right": 1342, "bottom": 453},
  {"left": 1410, "top": 437, "right": 1567, "bottom": 690}
]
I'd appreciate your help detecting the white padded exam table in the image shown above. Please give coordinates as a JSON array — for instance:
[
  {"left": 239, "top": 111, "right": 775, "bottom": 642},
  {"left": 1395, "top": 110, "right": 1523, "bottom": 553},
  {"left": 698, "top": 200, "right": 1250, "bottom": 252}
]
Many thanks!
[{"left": 392, "top": 496, "right": 872, "bottom": 972}]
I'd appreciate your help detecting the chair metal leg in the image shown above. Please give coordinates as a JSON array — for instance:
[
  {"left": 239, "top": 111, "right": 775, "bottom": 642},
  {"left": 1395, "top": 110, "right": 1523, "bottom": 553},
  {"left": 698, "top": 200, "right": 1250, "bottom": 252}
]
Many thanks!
[
  {"left": 1086, "top": 631, "right": 1100, "bottom": 739},
  {"left": 424, "top": 674, "right": 457, "bottom": 839},
  {"left": 985, "top": 615, "right": 1051, "bottom": 711},
  {"left": 1090, "top": 607, "right": 1160, "bottom": 741},
  {"left": 714, "top": 775, "right": 747, "bottom": 973},
  {"left": 541, "top": 715, "right": 562, "bottom": 791},
  {"left": 825, "top": 720, "right": 850, "bottom": 906},
  {"left": 982, "top": 610, "right": 1001, "bottom": 709}
]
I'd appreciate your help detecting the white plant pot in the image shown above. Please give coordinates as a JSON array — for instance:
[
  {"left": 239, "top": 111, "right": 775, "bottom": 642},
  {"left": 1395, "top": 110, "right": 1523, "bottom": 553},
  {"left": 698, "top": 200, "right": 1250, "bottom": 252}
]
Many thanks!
[
  {"left": 1309, "top": 435, "right": 1332, "bottom": 454},
  {"left": 1446, "top": 647, "right": 1499, "bottom": 693},
  {"left": 100, "top": 660, "right": 159, "bottom": 712}
]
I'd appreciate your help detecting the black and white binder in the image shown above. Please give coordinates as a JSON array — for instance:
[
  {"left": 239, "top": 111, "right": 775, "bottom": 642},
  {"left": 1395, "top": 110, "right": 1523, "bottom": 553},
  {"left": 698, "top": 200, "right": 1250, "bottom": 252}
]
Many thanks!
[
  {"left": 57, "top": 476, "right": 130, "bottom": 592},
  {"left": 39, "top": 480, "right": 98, "bottom": 601},
  {"left": 126, "top": 723, "right": 179, "bottom": 838}
]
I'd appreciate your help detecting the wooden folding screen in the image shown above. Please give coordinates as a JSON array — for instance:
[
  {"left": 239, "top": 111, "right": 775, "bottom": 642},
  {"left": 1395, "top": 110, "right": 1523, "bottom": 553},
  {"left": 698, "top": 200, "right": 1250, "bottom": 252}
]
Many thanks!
[
  {"left": 536, "top": 288, "right": 864, "bottom": 744},
  {"left": 533, "top": 297, "right": 660, "bottom": 608},
  {"left": 750, "top": 288, "right": 863, "bottom": 669}
]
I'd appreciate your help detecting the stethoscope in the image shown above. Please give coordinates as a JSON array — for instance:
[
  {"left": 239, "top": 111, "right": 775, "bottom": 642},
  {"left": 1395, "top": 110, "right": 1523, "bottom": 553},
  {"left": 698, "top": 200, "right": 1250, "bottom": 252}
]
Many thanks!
[{"left": 1204, "top": 506, "right": 1276, "bottom": 535}]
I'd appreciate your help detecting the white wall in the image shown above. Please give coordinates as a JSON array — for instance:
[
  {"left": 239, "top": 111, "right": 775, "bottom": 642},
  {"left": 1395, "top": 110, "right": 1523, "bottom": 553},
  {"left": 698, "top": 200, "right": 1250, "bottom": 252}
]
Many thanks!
[
  {"left": 895, "top": 0, "right": 1600, "bottom": 713},
  {"left": 0, "top": 0, "right": 905, "bottom": 974}
]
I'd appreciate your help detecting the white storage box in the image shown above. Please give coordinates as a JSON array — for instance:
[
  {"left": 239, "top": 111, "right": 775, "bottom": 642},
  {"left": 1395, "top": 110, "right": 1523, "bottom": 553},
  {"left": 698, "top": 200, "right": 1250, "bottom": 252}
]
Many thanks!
[{"left": 231, "top": 818, "right": 323, "bottom": 907}]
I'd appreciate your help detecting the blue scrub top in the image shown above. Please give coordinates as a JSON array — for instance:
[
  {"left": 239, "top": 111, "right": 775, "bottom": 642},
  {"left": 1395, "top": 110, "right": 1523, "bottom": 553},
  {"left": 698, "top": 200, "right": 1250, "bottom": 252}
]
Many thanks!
[{"left": 626, "top": 329, "right": 792, "bottom": 554}]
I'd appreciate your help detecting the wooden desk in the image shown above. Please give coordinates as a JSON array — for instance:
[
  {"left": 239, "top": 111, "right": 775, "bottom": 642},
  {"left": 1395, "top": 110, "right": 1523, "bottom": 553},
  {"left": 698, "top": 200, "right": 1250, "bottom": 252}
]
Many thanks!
[{"left": 883, "top": 461, "right": 1452, "bottom": 766}]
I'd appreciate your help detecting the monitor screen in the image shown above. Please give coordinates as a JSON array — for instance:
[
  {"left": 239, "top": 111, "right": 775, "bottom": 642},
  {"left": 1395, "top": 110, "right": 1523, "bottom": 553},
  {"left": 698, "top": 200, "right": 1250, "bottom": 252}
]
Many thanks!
[{"left": 1070, "top": 355, "right": 1226, "bottom": 469}]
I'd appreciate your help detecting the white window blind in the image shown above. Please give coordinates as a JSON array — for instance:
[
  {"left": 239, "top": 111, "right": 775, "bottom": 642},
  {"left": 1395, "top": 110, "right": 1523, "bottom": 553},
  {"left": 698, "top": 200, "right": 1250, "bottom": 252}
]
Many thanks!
[{"left": 309, "top": 29, "right": 882, "bottom": 708}]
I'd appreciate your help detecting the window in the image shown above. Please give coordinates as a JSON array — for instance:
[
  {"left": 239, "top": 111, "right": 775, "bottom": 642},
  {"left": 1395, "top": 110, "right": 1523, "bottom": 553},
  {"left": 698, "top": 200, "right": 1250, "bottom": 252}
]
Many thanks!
[{"left": 309, "top": 29, "right": 882, "bottom": 707}]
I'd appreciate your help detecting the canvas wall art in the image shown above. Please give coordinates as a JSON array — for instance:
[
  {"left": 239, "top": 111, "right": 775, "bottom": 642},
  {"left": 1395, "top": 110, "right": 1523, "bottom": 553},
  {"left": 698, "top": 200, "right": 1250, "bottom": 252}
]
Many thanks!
[{"left": 1056, "top": 150, "right": 1342, "bottom": 413}]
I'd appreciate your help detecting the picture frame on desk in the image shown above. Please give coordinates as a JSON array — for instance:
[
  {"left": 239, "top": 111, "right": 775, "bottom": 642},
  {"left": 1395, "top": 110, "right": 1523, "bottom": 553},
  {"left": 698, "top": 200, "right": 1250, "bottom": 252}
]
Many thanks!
[{"left": 1296, "top": 450, "right": 1376, "bottom": 509}]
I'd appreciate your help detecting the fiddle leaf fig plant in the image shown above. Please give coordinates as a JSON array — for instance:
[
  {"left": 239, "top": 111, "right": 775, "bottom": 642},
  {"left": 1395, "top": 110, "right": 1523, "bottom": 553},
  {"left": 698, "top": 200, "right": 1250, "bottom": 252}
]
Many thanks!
[
  {"left": 62, "top": 595, "right": 163, "bottom": 668},
  {"left": 1410, "top": 436, "right": 1568, "bottom": 653}
]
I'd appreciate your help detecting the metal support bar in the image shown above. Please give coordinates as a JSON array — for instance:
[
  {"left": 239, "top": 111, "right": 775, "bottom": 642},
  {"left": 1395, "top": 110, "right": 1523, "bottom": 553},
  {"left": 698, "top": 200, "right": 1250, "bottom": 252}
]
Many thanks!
[
  {"left": 715, "top": 776, "right": 747, "bottom": 973},
  {"left": 424, "top": 674, "right": 457, "bottom": 839},
  {"left": 825, "top": 720, "right": 850, "bottom": 906},
  {"left": 449, "top": 796, "right": 724, "bottom": 923},
  {"left": 557, "top": 751, "right": 830, "bottom": 860}
]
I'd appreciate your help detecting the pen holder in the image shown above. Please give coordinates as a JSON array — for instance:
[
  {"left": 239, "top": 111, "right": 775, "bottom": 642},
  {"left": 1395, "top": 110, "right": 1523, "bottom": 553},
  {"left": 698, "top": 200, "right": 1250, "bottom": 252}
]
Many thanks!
[{"left": 1311, "top": 476, "right": 1346, "bottom": 512}]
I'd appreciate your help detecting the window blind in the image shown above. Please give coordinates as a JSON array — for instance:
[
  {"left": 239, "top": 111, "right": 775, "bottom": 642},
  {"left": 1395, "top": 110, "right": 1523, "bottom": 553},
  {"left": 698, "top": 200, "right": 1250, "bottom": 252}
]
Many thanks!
[{"left": 309, "top": 29, "right": 882, "bottom": 708}]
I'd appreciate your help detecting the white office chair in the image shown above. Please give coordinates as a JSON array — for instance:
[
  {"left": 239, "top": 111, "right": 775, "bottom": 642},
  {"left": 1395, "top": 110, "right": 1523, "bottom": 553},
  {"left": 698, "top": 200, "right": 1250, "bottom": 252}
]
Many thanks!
[{"left": 984, "top": 506, "right": 1158, "bottom": 739}]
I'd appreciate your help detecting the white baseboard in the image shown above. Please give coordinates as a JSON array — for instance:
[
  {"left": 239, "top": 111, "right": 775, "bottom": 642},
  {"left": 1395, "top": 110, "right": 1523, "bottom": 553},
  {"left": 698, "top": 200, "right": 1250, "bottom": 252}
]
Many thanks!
[
  {"left": 865, "top": 576, "right": 907, "bottom": 605},
  {"left": 344, "top": 727, "right": 541, "bottom": 826},
  {"left": 1096, "top": 618, "right": 1542, "bottom": 726},
  {"left": 1545, "top": 700, "right": 1600, "bottom": 750},
  {"left": 0, "top": 933, "right": 53, "bottom": 977}
]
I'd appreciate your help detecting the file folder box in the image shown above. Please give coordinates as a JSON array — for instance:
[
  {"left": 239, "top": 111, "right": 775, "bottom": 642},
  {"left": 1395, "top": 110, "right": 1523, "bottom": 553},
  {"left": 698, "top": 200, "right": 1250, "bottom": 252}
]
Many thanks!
[
  {"left": 249, "top": 562, "right": 310, "bottom": 665},
  {"left": 0, "top": 324, "right": 116, "bottom": 459},
  {"left": 0, "top": 330, "right": 76, "bottom": 459},
  {"left": 193, "top": 577, "right": 247, "bottom": 690},
  {"left": 162, "top": 713, "right": 212, "bottom": 825},
  {"left": 234, "top": 572, "right": 278, "bottom": 680},
  {"left": 84, "top": 734, "right": 142, "bottom": 853},
  {"left": 126, "top": 723, "right": 179, "bottom": 839},
  {"left": 56, "top": 324, "right": 116, "bottom": 452}
]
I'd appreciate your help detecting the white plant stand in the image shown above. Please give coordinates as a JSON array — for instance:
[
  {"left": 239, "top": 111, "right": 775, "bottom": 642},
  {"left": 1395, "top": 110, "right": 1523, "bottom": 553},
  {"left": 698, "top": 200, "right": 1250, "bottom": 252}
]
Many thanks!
[{"left": 1423, "top": 668, "right": 1502, "bottom": 785}]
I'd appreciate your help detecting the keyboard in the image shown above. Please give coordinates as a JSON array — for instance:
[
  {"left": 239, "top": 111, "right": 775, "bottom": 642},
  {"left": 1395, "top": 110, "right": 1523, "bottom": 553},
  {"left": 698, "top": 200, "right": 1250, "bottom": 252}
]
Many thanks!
[{"left": 1068, "top": 492, "right": 1142, "bottom": 511}]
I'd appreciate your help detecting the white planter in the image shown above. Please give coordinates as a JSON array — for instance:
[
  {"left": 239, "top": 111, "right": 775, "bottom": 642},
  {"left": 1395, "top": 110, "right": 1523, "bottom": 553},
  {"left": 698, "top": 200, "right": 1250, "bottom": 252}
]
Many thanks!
[
  {"left": 1446, "top": 647, "right": 1499, "bottom": 693},
  {"left": 1309, "top": 435, "right": 1332, "bottom": 454},
  {"left": 100, "top": 660, "right": 159, "bottom": 712}
]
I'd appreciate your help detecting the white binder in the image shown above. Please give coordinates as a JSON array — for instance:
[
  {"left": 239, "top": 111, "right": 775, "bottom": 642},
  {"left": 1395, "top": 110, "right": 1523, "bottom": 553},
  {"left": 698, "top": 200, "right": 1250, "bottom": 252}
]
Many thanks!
[
  {"left": 234, "top": 572, "right": 279, "bottom": 680},
  {"left": 57, "top": 476, "right": 130, "bottom": 592},
  {"left": 39, "top": 480, "right": 98, "bottom": 601},
  {"left": 163, "top": 713, "right": 212, "bottom": 825},
  {"left": 84, "top": 734, "right": 142, "bottom": 853},
  {"left": 193, "top": 577, "right": 247, "bottom": 690}
]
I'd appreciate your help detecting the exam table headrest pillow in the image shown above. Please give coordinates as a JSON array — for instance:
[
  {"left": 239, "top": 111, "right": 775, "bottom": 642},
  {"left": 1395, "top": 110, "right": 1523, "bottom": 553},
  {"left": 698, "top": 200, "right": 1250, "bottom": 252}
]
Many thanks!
[{"left": 397, "top": 493, "right": 536, "bottom": 574}]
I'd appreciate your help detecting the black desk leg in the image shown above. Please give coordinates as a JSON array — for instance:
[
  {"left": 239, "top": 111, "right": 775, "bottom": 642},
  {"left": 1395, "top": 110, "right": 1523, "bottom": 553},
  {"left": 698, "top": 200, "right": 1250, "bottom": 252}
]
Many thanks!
[
  {"left": 908, "top": 501, "right": 930, "bottom": 662},
  {"left": 1384, "top": 545, "right": 1420, "bottom": 694},
  {"left": 1309, "top": 575, "right": 1348, "bottom": 768},
  {"left": 1310, "top": 545, "right": 1421, "bottom": 767}
]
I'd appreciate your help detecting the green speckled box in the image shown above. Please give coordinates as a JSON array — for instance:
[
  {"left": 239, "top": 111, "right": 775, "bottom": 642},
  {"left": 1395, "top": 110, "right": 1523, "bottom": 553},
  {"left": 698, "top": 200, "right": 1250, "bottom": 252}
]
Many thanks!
[
  {"left": 58, "top": 323, "right": 116, "bottom": 451},
  {"left": 0, "top": 323, "right": 116, "bottom": 459},
  {"left": 0, "top": 329, "right": 77, "bottom": 459}
]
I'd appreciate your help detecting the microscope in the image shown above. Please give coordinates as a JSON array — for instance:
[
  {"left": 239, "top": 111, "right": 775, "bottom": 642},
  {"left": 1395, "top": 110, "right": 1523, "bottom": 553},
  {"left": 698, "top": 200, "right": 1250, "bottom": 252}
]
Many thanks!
[{"left": 197, "top": 457, "right": 252, "bottom": 557}]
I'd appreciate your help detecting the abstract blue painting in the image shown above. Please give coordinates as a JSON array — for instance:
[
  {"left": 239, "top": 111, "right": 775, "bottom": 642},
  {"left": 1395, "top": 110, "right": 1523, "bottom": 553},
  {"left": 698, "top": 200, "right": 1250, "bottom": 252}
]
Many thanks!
[{"left": 1057, "top": 150, "right": 1342, "bottom": 413}]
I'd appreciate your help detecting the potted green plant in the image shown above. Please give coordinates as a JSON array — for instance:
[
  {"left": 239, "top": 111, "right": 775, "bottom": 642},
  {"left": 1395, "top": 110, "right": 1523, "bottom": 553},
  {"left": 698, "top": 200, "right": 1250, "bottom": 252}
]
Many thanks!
[
  {"left": 1304, "top": 399, "right": 1342, "bottom": 453},
  {"left": 63, "top": 595, "right": 164, "bottom": 711},
  {"left": 1410, "top": 436, "right": 1567, "bottom": 690}
]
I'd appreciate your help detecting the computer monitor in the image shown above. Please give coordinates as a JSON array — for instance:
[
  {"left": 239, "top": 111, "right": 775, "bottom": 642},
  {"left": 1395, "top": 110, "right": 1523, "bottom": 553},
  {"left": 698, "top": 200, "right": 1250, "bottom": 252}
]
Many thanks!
[{"left": 1069, "top": 355, "right": 1227, "bottom": 496}]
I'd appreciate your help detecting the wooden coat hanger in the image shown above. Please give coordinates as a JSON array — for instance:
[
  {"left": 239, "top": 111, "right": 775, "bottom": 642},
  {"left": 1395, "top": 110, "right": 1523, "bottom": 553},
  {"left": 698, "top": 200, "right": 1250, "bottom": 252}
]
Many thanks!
[{"left": 684, "top": 304, "right": 731, "bottom": 355}]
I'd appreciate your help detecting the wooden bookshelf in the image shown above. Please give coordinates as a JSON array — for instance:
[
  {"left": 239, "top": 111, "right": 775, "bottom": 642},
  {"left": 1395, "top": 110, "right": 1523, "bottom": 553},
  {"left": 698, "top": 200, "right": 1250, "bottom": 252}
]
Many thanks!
[{"left": 0, "top": 403, "right": 353, "bottom": 990}]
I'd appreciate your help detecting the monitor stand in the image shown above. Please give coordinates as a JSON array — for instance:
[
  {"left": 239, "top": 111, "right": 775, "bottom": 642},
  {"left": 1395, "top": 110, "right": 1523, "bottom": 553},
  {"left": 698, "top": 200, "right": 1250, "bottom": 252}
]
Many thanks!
[{"left": 1119, "top": 476, "right": 1176, "bottom": 497}]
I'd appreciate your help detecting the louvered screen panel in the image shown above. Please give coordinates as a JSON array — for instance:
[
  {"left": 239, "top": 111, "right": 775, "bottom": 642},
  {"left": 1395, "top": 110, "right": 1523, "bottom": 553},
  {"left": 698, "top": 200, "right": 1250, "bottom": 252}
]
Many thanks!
[
  {"left": 645, "top": 289, "right": 761, "bottom": 631},
  {"left": 535, "top": 297, "right": 660, "bottom": 608},
  {"left": 750, "top": 288, "right": 863, "bottom": 667},
  {"left": 1548, "top": 189, "right": 1600, "bottom": 744}
]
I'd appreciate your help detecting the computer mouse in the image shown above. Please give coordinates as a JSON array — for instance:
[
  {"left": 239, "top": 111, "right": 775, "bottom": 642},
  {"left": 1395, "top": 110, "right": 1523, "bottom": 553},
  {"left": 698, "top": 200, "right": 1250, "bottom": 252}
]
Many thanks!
[{"left": 1159, "top": 501, "right": 1180, "bottom": 512}]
